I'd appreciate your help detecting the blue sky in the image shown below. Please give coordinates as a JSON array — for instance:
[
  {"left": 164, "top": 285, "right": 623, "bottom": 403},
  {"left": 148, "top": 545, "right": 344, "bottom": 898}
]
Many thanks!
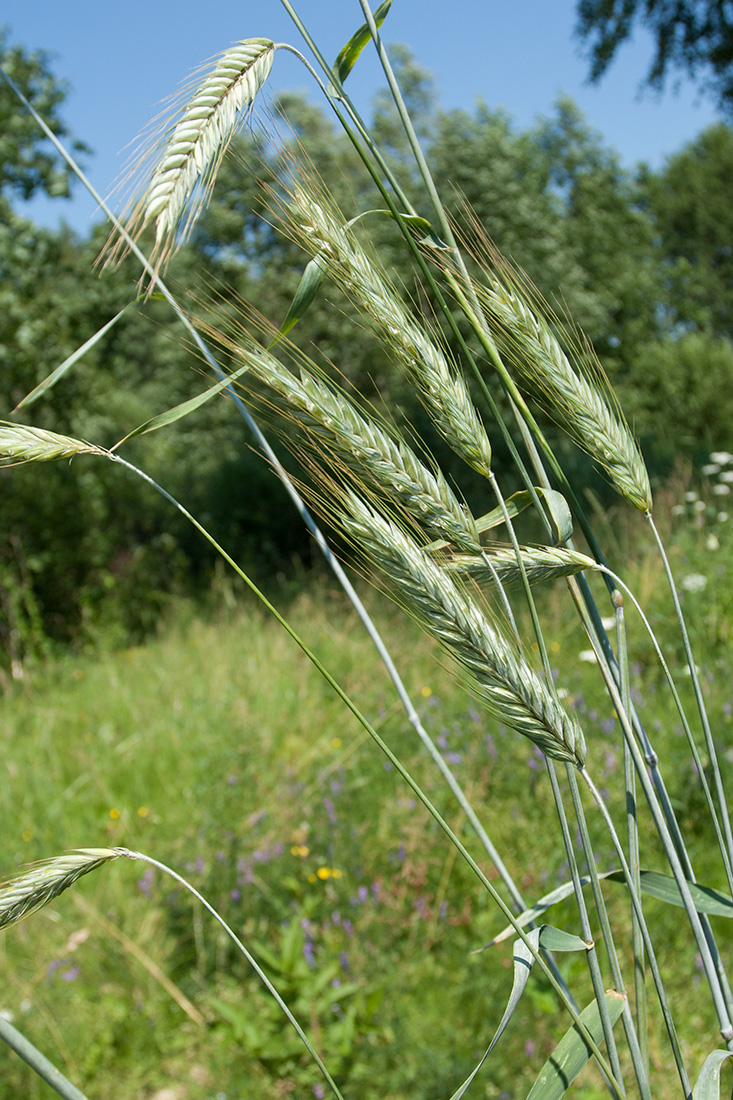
[{"left": 3, "top": 0, "right": 721, "bottom": 235}]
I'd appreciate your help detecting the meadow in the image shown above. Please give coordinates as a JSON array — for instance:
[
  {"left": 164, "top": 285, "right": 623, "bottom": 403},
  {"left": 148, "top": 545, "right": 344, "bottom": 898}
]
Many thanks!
[
  {"left": 2, "top": 6, "right": 733, "bottom": 1099},
  {"left": 1, "top": 469, "right": 731, "bottom": 1099}
]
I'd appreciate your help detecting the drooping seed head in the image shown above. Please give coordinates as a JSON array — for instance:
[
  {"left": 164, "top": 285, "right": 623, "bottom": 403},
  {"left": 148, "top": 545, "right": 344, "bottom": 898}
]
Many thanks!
[
  {"left": 0, "top": 850, "right": 123, "bottom": 931},
  {"left": 0, "top": 423, "right": 107, "bottom": 466},
  {"left": 108, "top": 39, "right": 274, "bottom": 277},
  {"left": 342, "top": 492, "right": 586, "bottom": 767}
]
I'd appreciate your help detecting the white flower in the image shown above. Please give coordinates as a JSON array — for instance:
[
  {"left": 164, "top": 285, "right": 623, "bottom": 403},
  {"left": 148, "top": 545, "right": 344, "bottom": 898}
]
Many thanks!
[
  {"left": 718, "top": 511, "right": 729, "bottom": 522},
  {"left": 671, "top": 504, "right": 686, "bottom": 515},
  {"left": 685, "top": 490, "right": 698, "bottom": 502},
  {"left": 711, "top": 451, "right": 733, "bottom": 465},
  {"left": 694, "top": 500, "right": 707, "bottom": 511},
  {"left": 706, "top": 534, "right": 720, "bottom": 551},
  {"left": 579, "top": 649, "right": 598, "bottom": 663},
  {"left": 720, "top": 470, "right": 733, "bottom": 483},
  {"left": 713, "top": 484, "right": 730, "bottom": 496},
  {"left": 702, "top": 464, "right": 720, "bottom": 476},
  {"left": 601, "top": 616, "right": 617, "bottom": 630},
  {"left": 681, "top": 573, "right": 707, "bottom": 593}
]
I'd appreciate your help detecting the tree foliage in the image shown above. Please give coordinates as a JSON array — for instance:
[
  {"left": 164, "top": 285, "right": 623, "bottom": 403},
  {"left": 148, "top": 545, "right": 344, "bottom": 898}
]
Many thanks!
[
  {"left": 2, "top": 35, "right": 733, "bottom": 666},
  {"left": 576, "top": 0, "right": 733, "bottom": 113}
]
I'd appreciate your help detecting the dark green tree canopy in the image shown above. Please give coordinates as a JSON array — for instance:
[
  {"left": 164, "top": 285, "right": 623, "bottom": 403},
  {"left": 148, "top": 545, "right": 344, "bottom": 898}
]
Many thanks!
[{"left": 576, "top": 0, "right": 733, "bottom": 113}]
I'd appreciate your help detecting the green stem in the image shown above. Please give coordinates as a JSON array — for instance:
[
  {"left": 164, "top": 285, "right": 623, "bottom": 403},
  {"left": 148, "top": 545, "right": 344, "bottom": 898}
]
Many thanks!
[
  {"left": 615, "top": 592, "right": 650, "bottom": 1076},
  {"left": 0, "top": 1016, "right": 91, "bottom": 1100},
  {"left": 566, "top": 766, "right": 651, "bottom": 1100},
  {"left": 122, "top": 850, "right": 346, "bottom": 1100}
]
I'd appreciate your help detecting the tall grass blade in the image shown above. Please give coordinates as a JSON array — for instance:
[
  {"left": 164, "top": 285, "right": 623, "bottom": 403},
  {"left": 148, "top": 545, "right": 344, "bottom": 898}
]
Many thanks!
[
  {"left": 487, "top": 869, "right": 733, "bottom": 946},
  {"left": 526, "top": 991, "right": 627, "bottom": 1100},
  {"left": 112, "top": 360, "right": 254, "bottom": 449},
  {"left": 693, "top": 1050, "right": 733, "bottom": 1099},
  {"left": 450, "top": 927, "right": 593, "bottom": 1100},
  {"left": 13, "top": 306, "right": 129, "bottom": 411},
  {"left": 333, "top": 0, "right": 393, "bottom": 86}
]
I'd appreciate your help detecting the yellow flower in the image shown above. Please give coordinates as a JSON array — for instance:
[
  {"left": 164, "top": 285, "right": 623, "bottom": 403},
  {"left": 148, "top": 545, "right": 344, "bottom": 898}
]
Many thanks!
[
  {"left": 316, "top": 867, "right": 342, "bottom": 880},
  {"left": 420, "top": 686, "right": 432, "bottom": 697},
  {"left": 330, "top": 737, "right": 342, "bottom": 749},
  {"left": 290, "top": 844, "right": 309, "bottom": 858},
  {"left": 109, "top": 808, "right": 120, "bottom": 820},
  {"left": 137, "top": 806, "right": 149, "bottom": 818}
]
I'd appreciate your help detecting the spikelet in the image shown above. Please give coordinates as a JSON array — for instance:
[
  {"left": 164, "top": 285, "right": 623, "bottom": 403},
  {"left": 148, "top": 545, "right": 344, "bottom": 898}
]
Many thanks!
[
  {"left": 0, "top": 423, "right": 107, "bottom": 466},
  {"left": 445, "top": 544, "right": 597, "bottom": 586},
  {"left": 109, "top": 39, "right": 274, "bottom": 277},
  {"left": 284, "top": 182, "right": 493, "bottom": 479},
  {"left": 0, "top": 850, "right": 124, "bottom": 931},
  {"left": 230, "top": 340, "right": 481, "bottom": 552},
  {"left": 343, "top": 493, "right": 586, "bottom": 767}
]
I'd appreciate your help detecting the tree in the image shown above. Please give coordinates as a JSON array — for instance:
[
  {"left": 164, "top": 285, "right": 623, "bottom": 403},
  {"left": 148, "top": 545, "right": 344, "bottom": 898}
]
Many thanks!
[
  {"left": 643, "top": 122, "right": 733, "bottom": 336},
  {"left": 575, "top": 0, "right": 733, "bottom": 113}
]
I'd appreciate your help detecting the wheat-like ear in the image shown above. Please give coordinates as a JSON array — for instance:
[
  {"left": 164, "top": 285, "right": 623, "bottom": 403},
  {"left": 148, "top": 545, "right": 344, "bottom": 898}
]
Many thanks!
[
  {"left": 445, "top": 544, "right": 598, "bottom": 586},
  {"left": 447, "top": 223, "right": 652, "bottom": 512},
  {"left": 0, "top": 850, "right": 124, "bottom": 930},
  {"left": 108, "top": 39, "right": 274, "bottom": 277},
  {"left": 284, "top": 181, "right": 493, "bottom": 479},
  {"left": 221, "top": 336, "right": 482, "bottom": 553},
  {"left": 342, "top": 492, "right": 587, "bottom": 767},
  {"left": 0, "top": 423, "right": 108, "bottom": 466}
]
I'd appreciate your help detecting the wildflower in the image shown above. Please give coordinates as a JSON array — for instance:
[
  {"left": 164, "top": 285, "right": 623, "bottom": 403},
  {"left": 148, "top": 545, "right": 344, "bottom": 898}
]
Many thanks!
[
  {"left": 685, "top": 490, "right": 698, "bottom": 502},
  {"left": 681, "top": 573, "right": 707, "bottom": 593},
  {"left": 579, "top": 649, "right": 598, "bottom": 663},
  {"left": 290, "top": 845, "right": 309, "bottom": 858},
  {"left": 718, "top": 512, "right": 729, "bottom": 522},
  {"left": 707, "top": 534, "right": 720, "bottom": 551},
  {"left": 713, "top": 484, "right": 730, "bottom": 495},
  {"left": 720, "top": 470, "right": 733, "bottom": 483},
  {"left": 702, "top": 464, "right": 721, "bottom": 476},
  {"left": 109, "top": 809, "right": 120, "bottom": 820},
  {"left": 420, "top": 685, "right": 433, "bottom": 697},
  {"left": 671, "top": 504, "right": 686, "bottom": 515},
  {"left": 711, "top": 451, "right": 733, "bottom": 465},
  {"left": 330, "top": 737, "right": 342, "bottom": 749}
]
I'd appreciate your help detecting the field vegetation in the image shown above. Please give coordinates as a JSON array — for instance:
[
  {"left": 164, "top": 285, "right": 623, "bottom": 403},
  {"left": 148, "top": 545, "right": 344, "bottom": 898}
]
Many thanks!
[{"left": 1, "top": 7, "right": 733, "bottom": 1100}]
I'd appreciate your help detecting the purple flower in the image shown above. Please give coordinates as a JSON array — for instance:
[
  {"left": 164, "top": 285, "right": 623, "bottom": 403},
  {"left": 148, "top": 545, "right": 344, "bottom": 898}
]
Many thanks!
[
  {"left": 137, "top": 868, "right": 155, "bottom": 897},
  {"left": 324, "top": 798, "right": 337, "bottom": 825},
  {"left": 303, "top": 938, "right": 315, "bottom": 968},
  {"left": 61, "top": 966, "right": 80, "bottom": 982}
]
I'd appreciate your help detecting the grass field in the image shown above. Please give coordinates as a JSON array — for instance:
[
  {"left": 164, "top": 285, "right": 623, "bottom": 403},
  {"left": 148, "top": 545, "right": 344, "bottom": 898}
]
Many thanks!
[{"left": 1, "top": 476, "right": 732, "bottom": 1099}]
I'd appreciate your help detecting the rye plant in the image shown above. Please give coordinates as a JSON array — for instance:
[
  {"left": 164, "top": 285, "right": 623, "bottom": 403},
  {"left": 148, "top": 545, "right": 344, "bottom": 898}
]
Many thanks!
[{"left": 1, "top": 3, "right": 733, "bottom": 1098}]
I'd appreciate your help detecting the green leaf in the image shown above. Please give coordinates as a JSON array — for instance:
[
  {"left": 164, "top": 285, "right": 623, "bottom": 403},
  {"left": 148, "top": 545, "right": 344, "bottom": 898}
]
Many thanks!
[
  {"left": 448, "top": 927, "right": 590, "bottom": 1100},
  {"left": 14, "top": 306, "right": 129, "bottom": 411},
  {"left": 270, "top": 255, "right": 326, "bottom": 346},
  {"left": 484, "top": 869, "right": 733, "bottom": 947},
  {"left": 693, "top": 1050, "right": 733, "bottom": 1099},
  {"left": 426, "top": 488, "right": 573, "bottom": 554},
  {"left": 332, "top": 0, "right": 392, "bottom": 88},
  {"left": 526, "top": 991, "right": 626, "bottom": 1100},
  {"left": 113, "top": 360, "right": 253, "bottom": 449}
]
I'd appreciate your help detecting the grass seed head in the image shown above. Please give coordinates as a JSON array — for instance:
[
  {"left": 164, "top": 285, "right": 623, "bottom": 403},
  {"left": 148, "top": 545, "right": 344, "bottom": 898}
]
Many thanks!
[
  {"left": 343, "top": 493, "right": 586, "bottom": 767},
  {"left": 0, "top": 850, "right": 123, "bottom": 931},
  {"left": 0, "top": 423, "right": 107, "bottom": 466}
]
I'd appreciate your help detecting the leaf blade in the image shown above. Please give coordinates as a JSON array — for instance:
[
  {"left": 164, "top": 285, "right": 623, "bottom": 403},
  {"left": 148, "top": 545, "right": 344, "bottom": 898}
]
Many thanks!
[
  {"left": 113, "top": 360, "right": 253, "bottom": 449},
  {"left": 333, "top": 0, "right": 393, "bottom": 87},
  {"left": 526, "top": 990, "right": 626, "bottom": 1100},
  {"left": 14, "top": 307, "right": 129, "bottom": 411}
]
